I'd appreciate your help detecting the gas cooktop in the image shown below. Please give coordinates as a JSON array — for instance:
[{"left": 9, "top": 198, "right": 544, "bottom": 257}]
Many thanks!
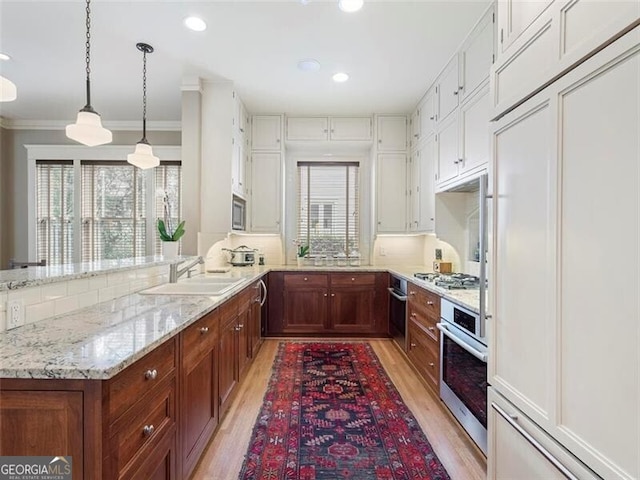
[{"left": 414, "top": 272, "right": 480, "bottom": 290}]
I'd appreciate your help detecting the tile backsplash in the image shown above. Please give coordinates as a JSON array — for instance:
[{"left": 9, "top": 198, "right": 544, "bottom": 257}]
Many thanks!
[
  {"left": 1, "top": 265, "right": 168, "bottom": 332},
  {"left": 204, "top": 233, "right": 283, "bottom": 270},
  {"left": 372, "top": 234, "right": 460, "bottom": 270}
]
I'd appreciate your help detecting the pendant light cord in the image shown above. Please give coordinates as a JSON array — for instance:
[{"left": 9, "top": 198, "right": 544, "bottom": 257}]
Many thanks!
[
  {"left": 82, "top": 0, "right": 95, "bottom": 112},
  {"left": 141, "top": 47, "right": 147, "bottom": 142}
]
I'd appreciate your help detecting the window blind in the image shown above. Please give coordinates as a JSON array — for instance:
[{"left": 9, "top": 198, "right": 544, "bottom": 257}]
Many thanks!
[
  {"left": 36, "top": 160, "right": 74, "bottom": 265},
  {"left": 81, "top": 161, "right": 147, "bottom": 261},
  {"left": 154, "top": 162, "right": 182, "bottom": 255},
  {"left": 297, "top": 162, "right": 360, "bottom": 258}
]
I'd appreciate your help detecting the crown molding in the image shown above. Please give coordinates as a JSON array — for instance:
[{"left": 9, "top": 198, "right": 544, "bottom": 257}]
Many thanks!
[
  {"left": 2, "top": 119, "right": 181, "bottom": 131},
  {"left": 181, "top": 76, "right": 203, "bottom": 93}
]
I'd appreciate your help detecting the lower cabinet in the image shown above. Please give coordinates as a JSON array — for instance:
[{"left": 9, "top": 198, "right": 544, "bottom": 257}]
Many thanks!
[
  {"left": 268, "top": 272, "right": 389, "bottom": 336},
  {"left": 218, "top": 297, "right": 239, "bottom": 416}
]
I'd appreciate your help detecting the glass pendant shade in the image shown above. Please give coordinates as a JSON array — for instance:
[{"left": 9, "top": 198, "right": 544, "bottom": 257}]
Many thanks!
[
  {"left": 66, "top": 110, "right": 112, "bottom": 147},
  {"left": 0, "top": 75, "right": 17, "bottom": 102},
  {"left": 127, "top": 142, "right": 159, "bottom": 169}
]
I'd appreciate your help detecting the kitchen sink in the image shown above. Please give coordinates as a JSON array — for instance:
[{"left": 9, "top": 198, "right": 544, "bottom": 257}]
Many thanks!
[{"left": 139, "top": 277, "right": 243, "bottom": 296}]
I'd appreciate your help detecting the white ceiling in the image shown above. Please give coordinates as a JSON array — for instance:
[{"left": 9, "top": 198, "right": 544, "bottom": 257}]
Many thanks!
[{"left": 0, "top": 0, "right": 491, "bottom": 125}]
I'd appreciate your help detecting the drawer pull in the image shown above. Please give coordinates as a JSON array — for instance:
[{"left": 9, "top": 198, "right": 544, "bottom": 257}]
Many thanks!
[
  {"left": 427, "top": 301, "right": 434, "bottom": 306},
  {"left": 429, "top": 362, "right": 435, "bottom": 367},
  {"left": 331, "top": 293, "right": 335, "bottom": 297},
  {"left": 409, "top": 291, "right": 416, "bottom": 296},
  {"left": 428, "top": 327, "right": 435, "bottom": 332},
  {"left": 304, "top": 277, "right": 308, "bottom": 281},
  {"left": 410, "top": 343, "right": 417, "bottom": 348},
  {"left": 324, "top": 293, "right": 328, "bottom": 297},
  {"left": 199, "top": 327, "right": 209, "bottom": 334},
  {"left": 144, "top": 369, "right": 158, "bottom": 380},
  {"left": 411, "top": 313, "right": 417, "bottom": 318},
  {"left": 351, "top": 277, "right": 355, "bottom": 281},
  {"left": 143, "top": 425, "right": 155, "bottom": 437}
]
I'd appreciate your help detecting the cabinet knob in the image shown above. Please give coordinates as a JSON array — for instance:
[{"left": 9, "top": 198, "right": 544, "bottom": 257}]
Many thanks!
[
  {"left": 351, "top": 277, "right": 355, "bottom": 281},
  {"left": 429, "top": 116, "right": 435, "bottom": 120},
  {"left": 409, "top": 291, "right": 416, "bottom": 296},
  {"left": 304, "top": 277, "right": 308, "bottom": 281},
  {"left": 453, "top": 90, "right": 459, "bottom": 95},
  {"left": 143, "top": 425, "right": 155, "bottom": 437},
  {"left": 199, "top": 327, "right": 209, "bottom": 334},
  {"left": 429, "top": 362, "right": 435, "bottom": 368},
  {"left": 428, "top": 327, "right": 435, "bottom": 332},
  {"left": 324, "top": 293, "right": 328, "bottom": 297},
  {"left": 331, "top": 293, "right": 335, "bottom": 297},
  {"left": 410, "top": 343, "right": 417, "bottom": 348},
  {"left": 378, "top": 139, "right": 382, "bottom": 143},
  {"left": 411, "top": 313, "right": 416, "bottom": 318},
  {"left": 238, "top": 324, "right": 244, "bottom": 329},
  {"left": 144, "top": 369, "right": 158, "bottom": 380},
  {"left": 427, "top": 301, "right": 434, "bottom": 306}
]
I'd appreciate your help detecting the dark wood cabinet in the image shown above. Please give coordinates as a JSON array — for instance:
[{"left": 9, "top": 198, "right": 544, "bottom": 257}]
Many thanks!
[
  {"left": 268, "top": 272, "right": 389, "bottom": 336},
  {"left": 180, "top": 310, "right": 219, "bottom": 479},
  {"left": 249, "top": 281, "right": 264, "bottom": 359},
  {"left": 218, "top": 297, "right": 239, "bottom": 416}
]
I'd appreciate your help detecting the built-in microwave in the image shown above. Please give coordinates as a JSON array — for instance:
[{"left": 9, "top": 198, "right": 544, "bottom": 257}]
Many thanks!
[{"left": 232, "top": 196, "right": 246, "bottom": 231}]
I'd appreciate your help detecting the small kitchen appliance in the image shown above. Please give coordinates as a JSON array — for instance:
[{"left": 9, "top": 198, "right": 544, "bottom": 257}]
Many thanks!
[{"left": 222, "top": 245, "right": 256, "bottom": 266}]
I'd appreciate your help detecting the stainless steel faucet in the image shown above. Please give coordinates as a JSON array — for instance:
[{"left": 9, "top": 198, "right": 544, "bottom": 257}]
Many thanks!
[{"left": 169, "top": 256, "right": 204, "bottom": 283}]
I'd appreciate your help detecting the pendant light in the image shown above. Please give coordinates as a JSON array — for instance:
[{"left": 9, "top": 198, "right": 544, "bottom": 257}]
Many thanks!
[
  {"left": 66, "top": 0, "right": 112, "bottom": 147},
  {"left": 127, "top": 43, "right": 159, "bottom": 169},
  {"left": 0, "top": 76, "right": 17, "bottom": 102}
]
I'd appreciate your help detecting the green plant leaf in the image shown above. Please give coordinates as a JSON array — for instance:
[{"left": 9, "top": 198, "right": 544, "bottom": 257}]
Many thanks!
[
  {"left": 172, "top": 221, "right": 186, "bottom": 241},
  {"left": 157, "top": 219, "right": 173, "bottom": 242}
]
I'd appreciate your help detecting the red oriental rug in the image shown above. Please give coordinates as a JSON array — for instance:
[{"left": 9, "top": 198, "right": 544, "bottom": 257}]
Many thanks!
[{"left": 239, "top": 342, "right": 450, "bottom": 480}]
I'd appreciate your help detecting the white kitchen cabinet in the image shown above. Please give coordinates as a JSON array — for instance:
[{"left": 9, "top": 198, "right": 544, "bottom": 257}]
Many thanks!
[
  {"left": 461, "top": 5, "right": 495, "bottom": 103},
  {"left": 492, "top": 0, "right": 639, "bottom": 118},
  {"left": 251, "top": 115, "right": 282, "bottom": 151},
  {"left": 329, "top": 117, "right": 372, "bottom": 141},
  {"left": 376, "top": 153, "right": 407, "bottom": 233},
  {"left": 436, "top": 55, "right": 460, "bottom": 123},
  {"left": 286, "top": 117, "right": 328, "bottom": 141},
  {"left": 409, "top": 109, "right": 420, "bottom": 150},
  {"left": 408, "top": 136, "right": 436, "bottom": 233},
  {"left": 459, "top": 84, "right": 490, "bottom": 176},
  {"left": 234, "top": 94, "right": 249, "bottom": 137},
  {"left": 435, "top": 112, "right": 459, "bottom": 186},
  {"left": 231, "top": 136, "right": 245, "bottom": 196},
  {"left": 376, "top": 115, "right": 407, "bottom": 152},
  {"left": 489, "top": 26, "right": 640, "bottom": 480},
  {"left": 249, "top": 153, "right": 281, "bottom": 233},
  {"left": 420, "top": 87, "right": 437, "bottom": 140}
]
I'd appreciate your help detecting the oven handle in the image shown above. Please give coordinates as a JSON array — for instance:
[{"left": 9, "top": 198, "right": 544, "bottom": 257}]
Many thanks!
[
  {"left": 437, "top": 323, "right": 488, "bottom": 363},
  {"left": 387, "top": 287, "right": 407, "bottom": 302}
]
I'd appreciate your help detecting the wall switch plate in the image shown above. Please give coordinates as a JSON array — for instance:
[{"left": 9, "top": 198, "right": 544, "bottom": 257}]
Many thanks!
[
  {"left": 7, "top": 299, "right": 24, "bottom": 330},
  {"left": 379, "top": 247, "right": 387, "bottom": 256}
]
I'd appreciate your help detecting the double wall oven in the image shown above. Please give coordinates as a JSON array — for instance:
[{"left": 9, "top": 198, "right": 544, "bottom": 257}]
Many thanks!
[{"left": 437, "top": 298, "right": 488, "bottom": 454}]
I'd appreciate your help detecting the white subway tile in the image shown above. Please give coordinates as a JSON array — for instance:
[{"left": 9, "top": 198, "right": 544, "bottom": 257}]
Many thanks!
[
  {"left": 0, "top": 293, "right": 6, "bottom": 312},
  {"left": 98, "top": 286, "right": 117, "bottom": 302},
  {"left": 114, "top": 283, "right": 130, "bottom": 299},
  {"left": 8, "top": 286, "right": 42, "bottom": 306},
  {"left": 107, "top": 271, "right": 127, "bottom": 286},
  {"left": 77, "top": 291, "right": 99, "bottom": 309},
  {"left": 25, "top": 300, "right": 56, "bottom": 324},
  {"left": 89, "top": 276, "right": 108, "bottom": 290},
  {"left": 0, "top": 311, "right": 6, "bottom": 332},
  {"left": 67, "top": 279, "right": 89, "bottom": 295},
  {"left": 41, "top": 282, "right": 68, "bottom": 300},
  {"left": 54, "top": 296, "right": 79, "bottom": 316}
]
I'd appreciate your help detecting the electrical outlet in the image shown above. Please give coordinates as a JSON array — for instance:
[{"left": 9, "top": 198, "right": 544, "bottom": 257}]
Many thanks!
[
  {"left": 7, "top": 299, "right": 24, "bottom": 330},
  {"left": 379, "top": 247, "right": 387, "bottom": 256}
]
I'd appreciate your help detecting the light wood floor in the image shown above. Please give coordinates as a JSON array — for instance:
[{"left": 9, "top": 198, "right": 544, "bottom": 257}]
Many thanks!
[{"left": 192, "top": 339, "right": 487, "bottom": 480}]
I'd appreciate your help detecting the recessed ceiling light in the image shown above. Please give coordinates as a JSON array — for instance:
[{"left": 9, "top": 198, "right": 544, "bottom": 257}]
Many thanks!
[
  {"left": 0, "top": 53, "right": 10, "bottom": 61},
  {"left": 338, "top": 0, "right": 364, "bottom": 13},
  {"left": 184, "top": 16, "right": 207, "bottom": 32},
  {"left": 297, "top": 59, "right": 321, "bottom": 72},
  {"left": 332, "top": 72, "right": 349, "bottom": 83}
]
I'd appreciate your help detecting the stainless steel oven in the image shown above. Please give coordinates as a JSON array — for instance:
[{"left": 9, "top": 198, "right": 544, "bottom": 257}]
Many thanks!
[
  {"left": 437, "top": 298, "right": 488, "bottom": 454},
  {"left": 388, "top": 275, "right": 408, "bottom": 351}
]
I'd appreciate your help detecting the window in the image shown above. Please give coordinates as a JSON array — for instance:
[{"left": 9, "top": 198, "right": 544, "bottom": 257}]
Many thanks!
[
  {"left": 35, "top": 158, "right": 181, "bottom": 265},
  {"left": 297, "top": 162, "right": 360, "bottom": 257},
  {"left": 36, "top": 160, "right": 74, "bottom": 265}
]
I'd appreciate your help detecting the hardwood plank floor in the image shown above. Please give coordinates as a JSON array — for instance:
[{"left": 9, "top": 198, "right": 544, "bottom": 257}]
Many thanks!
[{"left": 191, "top": 338, "right": 486, "bottom": 480}]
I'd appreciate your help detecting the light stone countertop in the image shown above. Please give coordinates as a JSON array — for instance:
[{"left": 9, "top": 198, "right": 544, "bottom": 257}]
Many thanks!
[{"left": 0, "top": 264, "right": 481, "bottom": 380}]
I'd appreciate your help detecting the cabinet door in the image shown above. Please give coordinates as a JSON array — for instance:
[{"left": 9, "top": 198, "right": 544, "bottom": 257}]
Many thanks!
[
  {"left": 251, "top": 115, "right": 281, "bottom": 150},
  {"left": 497, "top": 0, "right": 552, "bottom": 54},
  {"left": 461, "top": 6, "right": 494, "bottom": 102},
  {"left": 237, "top": 306, "right": 251, "bottom": 380},
  {"left": 283, "top": 288, "right": 328, "bottom": 333},
  {"left": 417, "top": 135, "right": 436, "bottom": 232},
  {"left": 436, "top": 113, "right": 459, "bottom": 185},
  {"left": 376, "top": 153, "right": 407, "bottom": 233},
  {"left": 286, "top": 117, "right": 328, "bottom": 141},
  {"left": 406, "top": 319, "right": 439, "bottom": 393},
  {"left": 329, "top": 288, "right": 376, "bottom": 334},
  {"left": 218, "top": 316, "right": 237, "bottom": 415},
  {"left": 408, "top": 150, "right": 420, "bottom": 231},
  {"left": 437, "top": 55, "right": 460, "bottom": 123},
  {"left": 410, "top": 108, "right": 421, "bottom": 149},
  {"left": 376, "top": 115, "right": 407, "bottom": 151},
  {"left": 460, "top": 84, "right": 490, "bottom": 176},
  {"left": 420, "top": 87, "right": 437, "bottom": 139},
  {"left": 249, "top": 153, "right": 281, "bottom": 233},
  {"left": 330, "top": 117, "right": 372, "bottom": 140},
  {"left": 249, "top": 290, "right": 262, "bottom": 358},
  {"left": 232, "top": 137, "right": 245, "bottom": 196}
]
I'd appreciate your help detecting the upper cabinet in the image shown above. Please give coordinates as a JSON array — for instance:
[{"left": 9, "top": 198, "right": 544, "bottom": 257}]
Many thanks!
[
  {"left": 376, "top": 115, "right": 408, "bottom": 151},
  {"left": 460, "top": 6, "right": 495, "bottom": 103},
  {"left": 251, "top": 115, "right": 282, "bottom": 151},
  {"left": 492, "top": 0, "right": 639, "bottom": 118},
  {"left": 436, "top": 55, "right": 461, "bottom": 123},
  {"left": 285, "top": 116, "right": 372, "bottom": 141}
]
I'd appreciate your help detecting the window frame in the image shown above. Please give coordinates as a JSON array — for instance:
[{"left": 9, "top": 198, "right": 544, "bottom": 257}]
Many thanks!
[{"left": 27, "top": 145, "right": 181, "bottom": 264}]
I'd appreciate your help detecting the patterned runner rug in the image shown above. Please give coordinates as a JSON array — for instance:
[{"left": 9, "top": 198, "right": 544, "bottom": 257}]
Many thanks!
[{"left": 239, "top": 342, "right": 450, "bottom": 480}]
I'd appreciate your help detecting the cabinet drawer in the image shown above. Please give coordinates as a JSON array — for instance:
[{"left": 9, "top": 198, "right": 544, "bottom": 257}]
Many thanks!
[
  {"left": 408, "top": 306, "right": 438, "bottom": 343},
  {"left": 218, "top": 296, "right": 238, "bottom": 324},
  {"left": 182, "top": 311, "right": 219, "bottom": 367},
  {"left": 330, "top": 273, "right": 376, "bottom": 287},
  {"left": 407, "top": 319, "right": 439, "bottom": 392},
  {"left": 284, "top": 273, "right": 329, "bottom": 288},
  {"left": 408, "top": 284, "right": 440, "bottom": 319},
  {"left": 108, "top": 338, "right": 176, "bottom": 421},
  {"left": 109, "top": 377, "right": 176, "bottom": 479}
]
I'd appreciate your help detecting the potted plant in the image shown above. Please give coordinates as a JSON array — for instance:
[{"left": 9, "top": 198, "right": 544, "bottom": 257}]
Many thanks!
[
  {"left": 293, "top": 239, "right": 309, "bottom": 267},
  {"left": 157, "top": 190, "right": 185, "bottom": 260}
]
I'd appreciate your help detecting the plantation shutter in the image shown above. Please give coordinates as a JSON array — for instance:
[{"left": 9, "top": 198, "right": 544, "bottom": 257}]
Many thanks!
[
  {"left": 154, "top": 162, "right": 182, "bottom": 255},
  {"left": 81, "top": 161, "right": 147, "bottom": 261},
  {"left": 35, "top": 160, "right": 74, "bottom": 265},
  {"left": 297, "top": 162, "right": 360, "bottom": 258}
]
